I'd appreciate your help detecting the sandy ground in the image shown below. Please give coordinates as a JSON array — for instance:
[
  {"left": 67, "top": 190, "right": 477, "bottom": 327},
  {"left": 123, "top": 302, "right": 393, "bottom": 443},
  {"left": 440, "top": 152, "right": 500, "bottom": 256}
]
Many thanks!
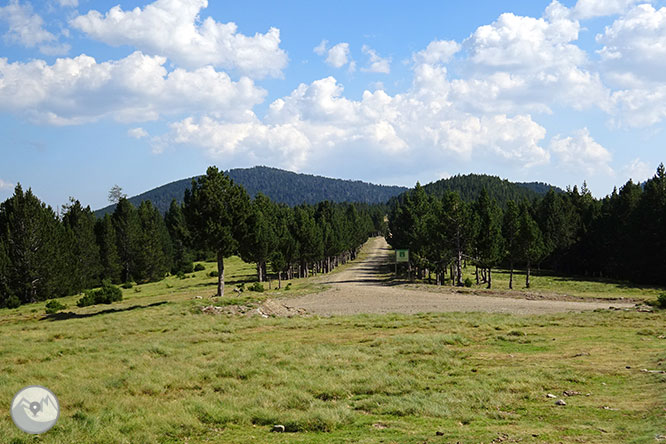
[{"left": 281, "top": 237, "right": 636, "bottom": 315}]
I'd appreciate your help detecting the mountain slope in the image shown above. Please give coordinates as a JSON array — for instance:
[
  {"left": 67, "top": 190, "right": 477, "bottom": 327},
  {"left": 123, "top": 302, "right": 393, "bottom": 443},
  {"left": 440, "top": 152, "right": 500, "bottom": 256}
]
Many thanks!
[{"left": 95, "top": 166, "right": 407, "bottom": 216}]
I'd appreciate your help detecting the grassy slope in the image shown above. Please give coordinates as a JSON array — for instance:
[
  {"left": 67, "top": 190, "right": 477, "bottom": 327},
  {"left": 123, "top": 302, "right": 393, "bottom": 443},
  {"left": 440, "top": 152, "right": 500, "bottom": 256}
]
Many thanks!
[{"left": 1, "top": 246, "right": 665, "bottom": 443}]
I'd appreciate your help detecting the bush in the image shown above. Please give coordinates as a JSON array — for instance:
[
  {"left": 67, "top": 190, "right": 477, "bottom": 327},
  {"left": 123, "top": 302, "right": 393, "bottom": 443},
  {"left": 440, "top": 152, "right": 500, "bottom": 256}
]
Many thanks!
[
  {"left": 5, "top": 295, "right": 21, "bottom": 309},
  {"left": 463, "top": 277, "right": 473, "bottom": 288},
  {"left": 657, "top": 293, "right": 666, "bottom": 309},
  {"left": 194, "top": 263, "right": 206, "bottom": 272},
  {"left": 121, "top": 281, "right": 134, "bottom": 289},
  {"left": 248, "top": 282, "right": 264, "bottom": 292},
  {"left": 209, "top": 270, "right": 219, "bottom": 277},
  {"left": 284, "top": 283, "right": 291, "bottom": 291},
  {"left": 77, "top": 282, "right": 123, "bottom": 307},
  {"left": 176, "top": 271, "right": 186, "bottom": 279},
  {"left": 45, "top": 300, "right": 66, "bottom": 314}
]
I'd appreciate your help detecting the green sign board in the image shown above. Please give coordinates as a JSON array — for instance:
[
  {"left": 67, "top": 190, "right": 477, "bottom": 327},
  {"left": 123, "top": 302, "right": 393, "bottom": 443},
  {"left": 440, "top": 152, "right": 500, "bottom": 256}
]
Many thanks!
[{"left": 396, "top": 249, "right": 409, "bottom": 263}]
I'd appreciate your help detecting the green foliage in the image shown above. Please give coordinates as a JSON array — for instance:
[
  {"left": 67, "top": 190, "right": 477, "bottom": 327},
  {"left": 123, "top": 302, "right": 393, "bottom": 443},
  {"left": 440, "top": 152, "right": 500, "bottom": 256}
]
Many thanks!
[
  {"left": 45, "top": 300, "right": 67, "bottom": 314},
  {"left": 463, "top": 277, "right": 473, "bottom": 287},
  {"left": 193, "top": 263, "right": 205, "bottom": 271},
  {"left": 76, "top": 282, "right": 122, "bottom": 307},
  {"left": 248, "top": 282, "right": 264, "bottom": 292},
  {"left": 656, "top": 293, "right": 666, "bottom": 309},
  {"left": 208, "top": 270, "right": 219, "bottom": 278},
  {"left": 121, "top": 281, "right": 134, "bottom": 289}
]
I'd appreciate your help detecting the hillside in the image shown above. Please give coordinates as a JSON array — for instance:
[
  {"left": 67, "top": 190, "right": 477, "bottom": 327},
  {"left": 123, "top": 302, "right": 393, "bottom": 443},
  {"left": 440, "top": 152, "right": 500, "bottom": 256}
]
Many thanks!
[
  {"left": 391, "top": 174, "right": 563, "bottom": 207},
  {"left": 95, "top": 166, "right": 407, "bottom": 216}
]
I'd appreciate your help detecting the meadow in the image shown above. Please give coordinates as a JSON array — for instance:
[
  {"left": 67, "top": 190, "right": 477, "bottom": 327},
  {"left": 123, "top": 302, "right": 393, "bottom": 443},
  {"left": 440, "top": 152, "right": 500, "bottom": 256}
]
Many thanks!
[{"left": 1, "top": 249, "right": 664, "bottom": 443}]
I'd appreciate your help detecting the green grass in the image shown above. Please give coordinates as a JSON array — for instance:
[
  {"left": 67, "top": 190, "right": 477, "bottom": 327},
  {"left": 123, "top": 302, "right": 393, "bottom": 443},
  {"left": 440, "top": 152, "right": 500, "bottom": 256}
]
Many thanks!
[
  {"left": 406, "top": 264, "right": 665, "bottom": 302},
  {"left": 1, "top": 244, "right": 665, "bottom": 443}
]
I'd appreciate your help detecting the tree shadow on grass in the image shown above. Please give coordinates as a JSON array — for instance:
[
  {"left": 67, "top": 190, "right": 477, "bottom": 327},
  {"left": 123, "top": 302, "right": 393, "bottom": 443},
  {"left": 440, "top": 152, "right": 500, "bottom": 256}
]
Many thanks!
[{"left": 41, "top": 301, "right": 168, "bottom": 322}]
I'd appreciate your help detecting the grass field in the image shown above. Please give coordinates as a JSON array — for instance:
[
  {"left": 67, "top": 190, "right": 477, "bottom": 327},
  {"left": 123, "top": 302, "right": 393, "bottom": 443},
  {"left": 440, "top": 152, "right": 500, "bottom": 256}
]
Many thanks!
[{"left": 1, "top": 246, "right": 665, "bottom": 443}]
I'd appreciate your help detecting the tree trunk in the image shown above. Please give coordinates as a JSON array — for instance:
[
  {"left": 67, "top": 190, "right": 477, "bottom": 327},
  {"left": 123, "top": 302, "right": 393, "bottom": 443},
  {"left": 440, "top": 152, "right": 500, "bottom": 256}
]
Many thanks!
[
  {"left": 217, "top": 253, "right": 224, "bottom": 297},
  {"left": 256, "top": 262, "right": 263, "bottom": 282},
  {"left": 278, "top": 271, "right": 281, "bottom": 289},
  {"left": 526, "top": 259, "right": 531, "bottom": 289},
  {"left": 475, "top": 265, "right": 479, "bottom": 285},
  {"left": 456, "top": 250, "right": 463, "bottom": 286},
  {"left": 487, "top": 267, "right": 492, "bottom": 289},
  {"left": 509, "top": 260, "right": 514, "bottom": 290}
]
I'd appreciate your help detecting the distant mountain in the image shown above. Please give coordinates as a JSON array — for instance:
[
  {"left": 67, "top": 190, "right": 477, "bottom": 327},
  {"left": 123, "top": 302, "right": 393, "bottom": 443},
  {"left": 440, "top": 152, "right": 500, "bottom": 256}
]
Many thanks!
[
  {"left": 392, "top": 174, "right": 563, "bottom": 207},
  {"left": 95, "top": 166, "right": 408, "bottom": 216}
]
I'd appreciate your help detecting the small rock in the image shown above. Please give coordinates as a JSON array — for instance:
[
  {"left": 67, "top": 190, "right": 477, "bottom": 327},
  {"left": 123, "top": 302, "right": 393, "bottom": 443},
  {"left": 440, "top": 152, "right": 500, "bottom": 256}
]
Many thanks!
[
  {"left": 193, "top": 295, "right": 203, "bottom": 299},
  {"left": 573, "top": 352, "right": 590, "bottom": 357},
  {"left": 641, "top": 368, "right": 666, "bottom": 374},
  {"left": 555, "top": 399, "right": 566, "bottom": 406},
  {"left": 271, "top": 424, "right": 285, "bottom": 433},
  {"left": 547, "top": 393, "right": 557, "bottom": 399},
  {"left": 602, "top": 382, "right": 607, "bottom": 385},
  {"left": 563, "top": 390, "right": 581, "bottom": 397}
]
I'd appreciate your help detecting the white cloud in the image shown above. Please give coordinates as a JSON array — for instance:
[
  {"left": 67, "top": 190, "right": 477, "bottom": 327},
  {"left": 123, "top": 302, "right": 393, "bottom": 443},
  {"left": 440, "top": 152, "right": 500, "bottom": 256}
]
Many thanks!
[
  {"left": 573, "top": 0, "right": 642, "bottom": 19},
  {"left": 452, "top": 6, "right": 610, "bottom": 114},
  {"left": 0, "top": 0, "right": 57, "bottom": 49},
  {"left": 412, "top": 40, "right": 460, "bottom": 65},
  {"left": 550, "top": 128, "right": 613, "bottom": 175},
  {"left": 70, "top": 0, "right": 287, "bottom": 78},
  {"left": 325, "top": 42, "right": 350, "bottom": 68},
  {"left": 313, "top": 39, "right": 327, "bottom": 56},
  {"left": 57, "top": 0, "right": 78, "bottom": 6},
  {"left": 164, "top": 75, "right": 550, "bottom": 170},
  {"left": 0, "top": 51, "right": 266, "bottom": 125},
  {"left": 622, "top": 158, "right": 654, "bottom": 182},
  {"left": 0, "top": 178, "right": 14, "bottom": 190},
  {"left": 128, "top": 127, "right": 148, "bottom": 139},
  {"left": 361, "top": 45, "right": 390, "bottom": 74}
]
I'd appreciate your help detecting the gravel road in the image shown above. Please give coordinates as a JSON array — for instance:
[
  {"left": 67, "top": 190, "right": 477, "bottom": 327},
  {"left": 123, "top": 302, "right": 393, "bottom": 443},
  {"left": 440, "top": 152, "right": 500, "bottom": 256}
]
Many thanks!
[{"left": 281, "top": 237, "right": 635, "bottom": 315}]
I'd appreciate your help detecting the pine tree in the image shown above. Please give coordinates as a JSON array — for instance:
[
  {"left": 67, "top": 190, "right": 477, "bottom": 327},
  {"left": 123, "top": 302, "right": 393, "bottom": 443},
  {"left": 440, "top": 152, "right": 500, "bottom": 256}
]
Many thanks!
[
  {"left": 239, "top": 193, "right": 276, "bottom": 282},
  {"left": 517, "top": 203, "right": 545, "bottom": 289},
  {"left": 164, "top": 199, "right": 193, "bottom": 274},
  {"left": 61, "top": 198, "right": 102, "bottom": 292},
  {"left": 112, "top": 198, "right": 141, "bottom": 283},
  {"left": 502, "top": 200, "right": 520, "bottom": 289},
  {"left": 0, "top": 184, "right": 62, "bottom": 304},
  {"left": 473, "top": 188, "right": 504, "bottom": 288},
  {"left": 135, "top": 201, "right": 170, "bottom": 282},
  {"left": 183, "top": 167, "right": 250, "bottom": 296},
  {"left": 95, "top": 214, "right": 122, "bottom": 283}
]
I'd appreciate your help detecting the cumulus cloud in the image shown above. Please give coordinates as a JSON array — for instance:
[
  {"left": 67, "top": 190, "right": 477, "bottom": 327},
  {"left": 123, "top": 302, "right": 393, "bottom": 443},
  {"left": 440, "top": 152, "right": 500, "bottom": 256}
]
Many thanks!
[
  {"left": 361, "top": 45, "right": 390, "bottom": 74},
  {"left": 550, "top": 128, "right": 613, "bottom": 175},
  {"left": 324, "top": 42, "right": 351, "bottom": 68},
  {"left": 0, "top": 178, "right": 14, "bottom": 190},
  {"left": 0, "top": 51, "right": 265, "bottom": 125},
  {"left": 0, "top": 0, "right": 64, "bottom": 54},
  {"left": 313, "top": 39, "right": 327, "bottom": 56},
  {"left": 128, "top": 127, "right": 148, "bottom": 139},
  {"left": 412, "top": 40, "right": 460, "bottom": 65},
  {"left": 164, "top": 75, "right": 550, "bottom": 170},
  {"left": 70, "top": 0, "right": 287, "bottom": 78},
  {"left": 622, "top": 158, "right": 654, "bottom": 183},
  {"left": 573, "top": 0, "right": 642, "bottom": 19}
]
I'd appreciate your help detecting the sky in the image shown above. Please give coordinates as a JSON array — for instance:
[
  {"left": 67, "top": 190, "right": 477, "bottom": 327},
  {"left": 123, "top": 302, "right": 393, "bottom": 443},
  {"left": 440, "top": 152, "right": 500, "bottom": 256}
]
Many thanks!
[{"left": 1, "top": 0, "right": 665, "bottom": 210}]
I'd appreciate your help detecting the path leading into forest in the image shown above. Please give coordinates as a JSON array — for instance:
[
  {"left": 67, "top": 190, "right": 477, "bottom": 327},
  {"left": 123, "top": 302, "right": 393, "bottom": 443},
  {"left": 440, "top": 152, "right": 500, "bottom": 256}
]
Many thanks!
[{"left": 281, "top": 237, "right": 636, "bottom": 315}]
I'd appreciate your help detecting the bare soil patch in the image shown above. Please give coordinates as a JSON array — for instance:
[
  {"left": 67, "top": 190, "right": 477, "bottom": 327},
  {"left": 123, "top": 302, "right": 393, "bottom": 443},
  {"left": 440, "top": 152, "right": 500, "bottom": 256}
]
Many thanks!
[{"left": 280, "top": 237, "right": 637, "bottom": 316}]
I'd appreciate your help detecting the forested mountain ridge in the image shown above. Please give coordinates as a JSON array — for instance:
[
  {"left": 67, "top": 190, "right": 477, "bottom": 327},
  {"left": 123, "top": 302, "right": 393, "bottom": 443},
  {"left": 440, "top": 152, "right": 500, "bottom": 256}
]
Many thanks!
[
  {"left": 392, "top": 174, "right": 563, "bottom": 207},
  {"left": 95, "top": 166, "right": 408, "bottom": 216}
]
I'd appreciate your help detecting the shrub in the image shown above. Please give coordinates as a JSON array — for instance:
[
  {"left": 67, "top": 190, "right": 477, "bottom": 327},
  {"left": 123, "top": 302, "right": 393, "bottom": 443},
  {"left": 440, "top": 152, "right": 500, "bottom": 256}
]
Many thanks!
[
  {"left": 5, "top": 295, "right": 21, "bottom": 309},
  {"left": 77, "top": 282, "right": 123, "bottom": 307},
  {"left": 209, "top": 270, "right": 219, "bottom": 277},
  {"left": 657, "top": 293, "right": 666, "bottom": 309},
  {"left": 249, "top": 282, "right": 264, "bottom": 293},
  {"left": 45, "top": 300, "right": 66, "bottom": 314},
  {"left": 121, "top": 281, "right": 134, "bottom": 289},
  {"left": 194, "top": 263, "right": 206, "bottom": 272},
  {"left": 284, "top": 283, "right": 292, "bottom": 291},
  {"left": 177, "top": 271, "right": 186, "bottom": 279},
  {"left": 463, "top": 277, "right": 473, "bottom": 288}
]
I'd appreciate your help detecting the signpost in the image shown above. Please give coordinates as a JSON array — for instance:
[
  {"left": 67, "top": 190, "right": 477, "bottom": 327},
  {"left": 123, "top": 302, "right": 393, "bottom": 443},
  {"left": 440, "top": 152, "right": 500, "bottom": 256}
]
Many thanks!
[{"left": 395, "top": 249, "right": 409, "bottom": 277}]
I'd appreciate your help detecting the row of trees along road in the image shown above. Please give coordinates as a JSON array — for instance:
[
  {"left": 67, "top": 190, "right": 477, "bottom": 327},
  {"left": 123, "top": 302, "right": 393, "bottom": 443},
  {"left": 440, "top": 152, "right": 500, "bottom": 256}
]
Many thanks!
[
  {"left": 0, "top": 166, "right": 381, "bottom": 307},
  {"left": 388, "top": 164, "right": 666, "bottom": 288}
]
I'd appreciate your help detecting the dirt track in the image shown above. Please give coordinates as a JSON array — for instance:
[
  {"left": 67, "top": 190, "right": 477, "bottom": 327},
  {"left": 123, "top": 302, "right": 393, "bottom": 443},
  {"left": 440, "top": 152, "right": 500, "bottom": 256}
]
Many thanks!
[{"left": 281, "top": 237, "right": 635, "bottom": 315}]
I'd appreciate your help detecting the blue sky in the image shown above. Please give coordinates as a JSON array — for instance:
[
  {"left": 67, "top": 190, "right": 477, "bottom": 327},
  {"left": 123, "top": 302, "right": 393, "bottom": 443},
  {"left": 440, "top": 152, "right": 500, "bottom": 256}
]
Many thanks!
[{"left": 1, "top": 0, "right": 665, "bottom": 209}]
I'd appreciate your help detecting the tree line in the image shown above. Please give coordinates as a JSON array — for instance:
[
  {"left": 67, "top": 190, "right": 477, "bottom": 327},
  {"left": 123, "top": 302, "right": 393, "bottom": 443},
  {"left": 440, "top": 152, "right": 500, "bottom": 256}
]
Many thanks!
[
  {"left": 387, "top": 164, "right": 666, "bottom": 288},
  {"left": 0, "top": 167, "right": 382, "bottom": 308}
]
